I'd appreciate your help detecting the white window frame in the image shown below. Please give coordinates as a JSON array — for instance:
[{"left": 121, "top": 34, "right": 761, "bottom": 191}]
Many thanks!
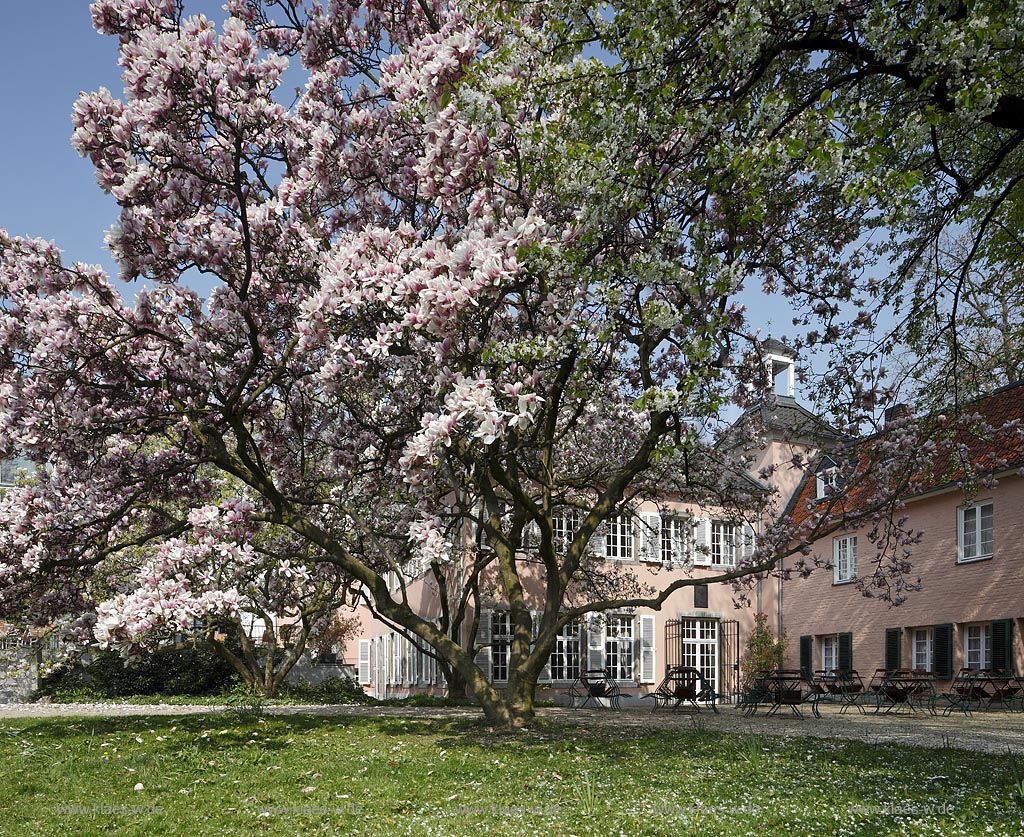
[
  {"left": 816, "top": 468, "right": 837, "bottom": 499},
  {"left": 710, "top": 521, "right": 738, "bottom": 567},
  {"left": 821, "top": 634, "right": 838, "bottom": 674},
  {"left": 661, "top": 516, "right": 690, "bottom": 566},
  {"left": 912, "top": 627, "right": 933, "bottom": 672},
  {"left": 549, "top": 619, "right": 583, "bottom": 683},
  {"left": 605, "top": 514, "right": 634, "bottom": 561},
  {"left": 677, "top": 618, "right": 719, "bottom": 695},
  {"left": 964, "top": 623, "right": 992, "bottom": 671},
  {"left": 490, "top": 611, "right": 513, "bottom": 682},
  {"left": 833, "top": 534, "right": 857, "bottom": 584},
  {"left": 604, "top": 614, "right": 635, "bottom": 681},
  {"left": 957, "top": 502, "right": 994, "bottom": 563},
  {"left": 552, "top": 510, "right": 581, "bottom": 554}
]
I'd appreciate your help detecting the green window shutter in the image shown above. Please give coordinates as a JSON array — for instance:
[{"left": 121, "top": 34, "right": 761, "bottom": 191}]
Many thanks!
[
  {"left": 799, "top": 635, "right": 812, "bottom": 676},
  {"left": 884, "top": 628, "right": 901, "bottom": 670},
  {"left": 992, "top": 619, "right": 1015, "bottom": 673},
  {"left": 838, "top": 632, "right": 853, "bottom": 672},
  {"left": 933, "top": 624, "right": 953, "bottom": 678}
]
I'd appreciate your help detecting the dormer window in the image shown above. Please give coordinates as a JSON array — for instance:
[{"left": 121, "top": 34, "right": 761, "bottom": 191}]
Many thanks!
[{"left": 815, "top": 456, "right": 838, "bottom": 499}]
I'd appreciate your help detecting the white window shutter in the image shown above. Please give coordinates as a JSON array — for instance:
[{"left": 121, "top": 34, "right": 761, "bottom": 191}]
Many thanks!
[
  {"left": 471, "top": 502, "right": 484, "bottom": 551},
  {"left": 473, "top": 610, "right": 492, "bottom": 679},
  {"left": 358, "top": 639, "right": 371, "bottom": 685},
  {"left": 532, "top": 611, "right": 551, "bottom": 683},
  {"left": 639, "top": 513, "right": 661, "bottom": 563},
  {"left": 692, "top": 518, "right": 711, "bottom": 565},
  {"left": 586, "top": 615, "right": 605, "bottom": 671},
  {"left": 639, "top": 615, "right": 656, "bottom": 683},
  {"left": 408, "top": 640, "right": 418, "bottom": 685},
  {"left": 523, "top": 520, "right": 541, "bottom": 551},
  {"left": 742, "top": 522, "right": 756, "bottom": 562},
  {"left": 589, "top": 521, "right": 608, "bottom": 557}
]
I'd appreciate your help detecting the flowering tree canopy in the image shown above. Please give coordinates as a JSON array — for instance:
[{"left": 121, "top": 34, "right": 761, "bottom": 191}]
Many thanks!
[{"left": 0, "top": 0, "right": 1020, "bottom": 725}]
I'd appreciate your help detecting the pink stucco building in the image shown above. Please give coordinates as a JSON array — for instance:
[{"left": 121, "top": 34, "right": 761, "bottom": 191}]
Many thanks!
[
  {"left": 342, "top": 355, "right": 1023, "bottom": 703},
  {"left": 781, "top": 381, "right": 1024, "bottom": 683},
  {"left": 343, "top": 343, "right": 843, "bottom": 703}
]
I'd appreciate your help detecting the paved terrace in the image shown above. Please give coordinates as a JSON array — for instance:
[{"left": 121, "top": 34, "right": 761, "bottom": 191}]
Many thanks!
[{"left": 0, "top": 702, "right": 1021, "bottom": 753}]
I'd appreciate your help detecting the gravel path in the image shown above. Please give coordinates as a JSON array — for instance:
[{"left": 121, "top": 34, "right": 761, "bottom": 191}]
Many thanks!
[{"left": 0, "top": 700, "right": 1020, "bottom": 753}]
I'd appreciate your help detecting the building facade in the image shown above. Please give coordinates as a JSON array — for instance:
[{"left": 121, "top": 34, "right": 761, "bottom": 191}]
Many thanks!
[
  {"left": 343, "top": 344, "right": 847, "bottom": 703},
  {"left": 781, "top": 382, "right": 1024, "bottom": 682}
]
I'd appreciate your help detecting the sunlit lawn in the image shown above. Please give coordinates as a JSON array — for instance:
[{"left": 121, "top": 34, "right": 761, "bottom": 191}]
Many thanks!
[{"left": 0, "top": 713, "right": 1021, "bottom": 836}]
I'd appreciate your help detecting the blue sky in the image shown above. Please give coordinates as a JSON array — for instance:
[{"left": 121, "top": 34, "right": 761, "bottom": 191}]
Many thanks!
[
  {"left": 0, "top": 1, "right": 820, "bottom": 384},
  {"left": 0, "top": 2, "right": 125, "bottom": 276}
]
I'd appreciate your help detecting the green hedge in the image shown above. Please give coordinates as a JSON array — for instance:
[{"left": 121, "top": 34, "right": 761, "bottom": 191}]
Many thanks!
[{"left": 40, "top": 643, "right": 239, "bottom": 699}]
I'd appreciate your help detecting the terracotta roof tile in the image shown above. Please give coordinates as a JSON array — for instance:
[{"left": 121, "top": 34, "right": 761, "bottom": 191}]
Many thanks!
[{"left": 786, "top": 381, "right": 1024, "bottom": 531}]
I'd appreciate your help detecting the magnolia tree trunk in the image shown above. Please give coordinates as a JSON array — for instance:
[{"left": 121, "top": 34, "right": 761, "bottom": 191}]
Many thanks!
[
  {"left": 445, "top": 643, "right": 540, "bottom": 727},
  {"left": 207, "top": 623, "right": 311, "bottom": 698},
  {"left": 445, "top": 669, "right": 469, "bottom": 700},
  {"left": 474, "top": 676, "right": 538, "bottom": 728},
  {"left": 463, "top": 630, "right": 549, "bottom": 728}
]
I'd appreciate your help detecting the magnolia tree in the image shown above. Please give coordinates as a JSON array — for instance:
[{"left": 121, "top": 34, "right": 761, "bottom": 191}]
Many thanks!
[
  {"left": 0, "top": 0, "right": 1019, "bottom": 726},
  {"left": 92, "top": 502, "right": 356, "bottom": 696}
]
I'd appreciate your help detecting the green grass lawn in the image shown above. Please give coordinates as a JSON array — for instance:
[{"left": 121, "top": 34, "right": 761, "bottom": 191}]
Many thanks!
[{"left": 0, "top": 713, "right": 1021, "bottom": 836}]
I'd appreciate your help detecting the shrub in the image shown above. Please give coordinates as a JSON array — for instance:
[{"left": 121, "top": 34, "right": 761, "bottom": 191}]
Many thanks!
[
  {"left": 740, "top": 613, "right": 785, "bottom": 680},
  {"left": 279, "top": 677, "right": 376, "bottom": 705},
  {"left": 38, "top": 641, "right": 240, "bottom": 699}
]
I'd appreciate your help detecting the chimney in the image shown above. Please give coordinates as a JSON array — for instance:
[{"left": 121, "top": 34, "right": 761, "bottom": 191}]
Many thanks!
[{"left": 884, "top": 404, "right": 912, "bottom": 424}]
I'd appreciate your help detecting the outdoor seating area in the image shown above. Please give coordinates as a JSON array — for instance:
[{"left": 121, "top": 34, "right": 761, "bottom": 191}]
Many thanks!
[
  {"left": 736, "top": 667, "right": 1024, "bottom": 720},
  {"left": 939, "top": 668, "right": 1023, "bottom": 716},
  {"left": 566, "top": 669, "right": 622, "bottom": 709},
  {"left": 642, "top": 665, "right": 718, "bottom": 714},
  {"left": 557, "top": 664, "right": 1024, "bottom": 719},
  {"left": 740, "top": 669, "right": 822, "bottom": 719}
]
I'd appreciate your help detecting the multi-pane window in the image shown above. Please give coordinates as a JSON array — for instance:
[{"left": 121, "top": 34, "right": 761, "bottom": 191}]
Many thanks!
[
  {"left": 490, "top": 611, "right": 513, "bottom": 682},
  {"left": 913, "top": 628, "right": 933, "bottom": 672},
  {"left": 604, "top": 615, "right": 634, "bottom": 680},
  {"left": 678, "top": 618, "right": 718, "bottom": 695},
  {"left": 710, "top": 521, "right": 738, "bottom": 567},
  {"left": 821, "top": 634, "right": 838, "bottom": 673},
  {"left": 816, "top": 467, "right": 837, "bottom": 499},
  {"left": 661, "top": 517, "right": 690, "bottom": 565},
  {"left": 833, "top": 535, "right": 857, "bottom": 583},
  {"left": 964, "top": 623, "right": 992, "bottom": 671},
  {"left": 552, "top": 510, "right": 581, "bottom": 554},
  {"left": 958, "top": 502, "right": 994, "bottom": 562},
  {"left": 605, "top": 515, "right": 634, "bottom": 560},
  {"left": 549, "top": 620, "right": 582, "bottom": 682}
]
